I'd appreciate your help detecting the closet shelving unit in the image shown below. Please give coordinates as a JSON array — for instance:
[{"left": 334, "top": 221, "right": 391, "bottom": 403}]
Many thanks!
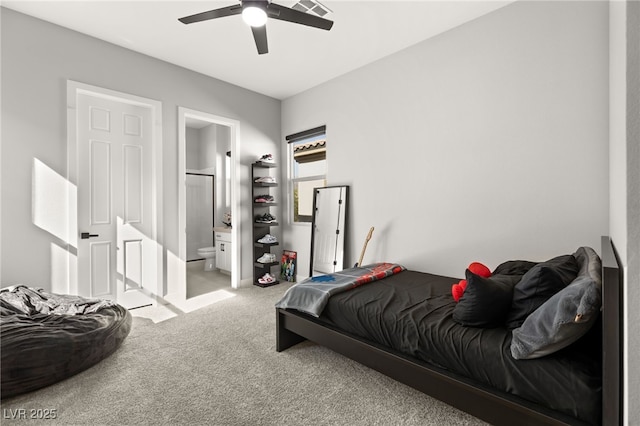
[{"left": 252, "top": 160, "right": 280, "bottom": 287}]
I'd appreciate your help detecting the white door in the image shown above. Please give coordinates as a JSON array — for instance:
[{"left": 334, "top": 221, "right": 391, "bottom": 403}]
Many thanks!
[{"left": 76, "top": 92, "right": 157, "bottom": 309}]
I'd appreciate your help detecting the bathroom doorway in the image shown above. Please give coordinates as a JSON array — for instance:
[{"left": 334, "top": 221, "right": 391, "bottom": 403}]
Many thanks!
[
  {"left": 173, "top": 107, "right": 240, "bottom": 302},
  {"left": 184, "top": 117, "right": 230, "bottom": 298},
  {"left": 185, "top": 172, "right": 227, "bottom": 298}
]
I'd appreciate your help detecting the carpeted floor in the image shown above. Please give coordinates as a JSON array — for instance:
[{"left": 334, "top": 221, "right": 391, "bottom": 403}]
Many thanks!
[{"left": 0, "top": 283, "right": 486, "bottom": 426}]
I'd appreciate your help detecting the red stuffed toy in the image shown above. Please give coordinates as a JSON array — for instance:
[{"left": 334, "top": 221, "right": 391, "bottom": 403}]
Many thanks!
[{"left": 452, "top": 262, "right": 491, "bottom": 302}]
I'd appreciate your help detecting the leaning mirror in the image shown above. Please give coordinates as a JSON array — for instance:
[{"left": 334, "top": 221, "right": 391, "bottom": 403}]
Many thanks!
[{"left": 310, "top": 186, "right": 349, "bottom": 276}]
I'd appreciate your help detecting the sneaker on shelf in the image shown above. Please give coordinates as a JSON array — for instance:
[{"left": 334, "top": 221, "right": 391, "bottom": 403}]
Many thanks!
[
  {"left": 257, "top": 234, "right": 278, "bottom": 244},
  {"left": 258, "top": 154, "right": 274, "bottom": 164},
  {"left": 257, "top": 253, "right": 276, "bottom": 264},
  {"left": 255, "top": 213, "right": 276, "bottom": 223},
  {"left": 254, "top": 176, "right": 276, "bottom": 184},
  {"left": 258, "top": 273, "right": 276, "bottom": 284},
  {"left": 254, "top": 194, "right": 274, "bottom": 203}
]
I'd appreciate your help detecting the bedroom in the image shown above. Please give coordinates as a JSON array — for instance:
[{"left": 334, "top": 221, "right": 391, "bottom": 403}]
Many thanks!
[{"left": 1, "top": 0, "right": 638, "bottom": 425}]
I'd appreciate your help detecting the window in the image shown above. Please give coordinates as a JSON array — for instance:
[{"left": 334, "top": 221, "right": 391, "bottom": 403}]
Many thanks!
[{"left": 287, "top": 126, "right": 327, "bottom": 223}]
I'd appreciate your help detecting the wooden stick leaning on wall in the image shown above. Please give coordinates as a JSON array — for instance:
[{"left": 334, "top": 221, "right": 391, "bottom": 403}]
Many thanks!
[{"left": 356, "top": 227, "right": 375, "bottom": 267}]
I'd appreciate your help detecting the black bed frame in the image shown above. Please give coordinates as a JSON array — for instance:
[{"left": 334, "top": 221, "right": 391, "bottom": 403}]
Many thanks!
[{"left": 276, "top": 236, "right": 623, "bottom": 426}]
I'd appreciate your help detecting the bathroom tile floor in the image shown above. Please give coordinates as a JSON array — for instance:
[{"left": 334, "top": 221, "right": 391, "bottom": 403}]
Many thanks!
[{"left": 187, "top": 260, "right": 231, "bottom": 299}]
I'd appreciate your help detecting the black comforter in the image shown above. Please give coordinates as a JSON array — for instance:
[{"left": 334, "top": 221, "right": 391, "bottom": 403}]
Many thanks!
[{"left": 318, "top": 270, "right": 601, "bottom": 424}]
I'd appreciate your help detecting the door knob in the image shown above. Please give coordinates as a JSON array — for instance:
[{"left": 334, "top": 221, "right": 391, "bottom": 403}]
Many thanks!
[{"left": 81, "top": 232, "right": 99, "bottom": 239}]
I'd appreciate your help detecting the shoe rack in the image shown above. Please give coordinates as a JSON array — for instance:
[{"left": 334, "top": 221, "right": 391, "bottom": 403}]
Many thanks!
[{"left": 252, "top": 160, "right": 280, "bottom": 287}]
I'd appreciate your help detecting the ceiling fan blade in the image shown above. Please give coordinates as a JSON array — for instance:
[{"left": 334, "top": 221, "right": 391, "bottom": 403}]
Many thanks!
[
  {"left": 178, "top": 5, "right": 242, "bottom": 24},
  {"left": 266, "top": 3, "right": 333, "bottom": 31},
  {"left": 251, "top": 25, "right": 269, "bottom": 55}
]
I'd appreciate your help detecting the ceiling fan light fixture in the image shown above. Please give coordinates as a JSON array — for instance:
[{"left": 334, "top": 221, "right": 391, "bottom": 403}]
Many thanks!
[{"left": 242, "top": 6, "right": 268, "bottom": 27}]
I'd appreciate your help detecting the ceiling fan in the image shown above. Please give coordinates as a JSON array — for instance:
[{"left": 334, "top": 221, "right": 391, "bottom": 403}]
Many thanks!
[{"left": 178, "top": 0, "right": 334, "bottom": 55}]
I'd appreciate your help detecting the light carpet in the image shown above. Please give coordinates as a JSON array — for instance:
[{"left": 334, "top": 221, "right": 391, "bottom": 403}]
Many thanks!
[{"left": 0, "top": 283, "right": 486, "bottom": 426}]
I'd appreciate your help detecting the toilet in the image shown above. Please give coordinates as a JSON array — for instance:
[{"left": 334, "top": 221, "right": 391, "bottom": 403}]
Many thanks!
[{"left": 197, "top": 247, "right": 217, "bottom": 271}]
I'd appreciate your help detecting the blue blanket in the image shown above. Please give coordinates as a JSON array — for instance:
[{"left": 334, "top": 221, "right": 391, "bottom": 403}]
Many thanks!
[{"left": 275, "top": 263, "right": 406, "bottom": 317}]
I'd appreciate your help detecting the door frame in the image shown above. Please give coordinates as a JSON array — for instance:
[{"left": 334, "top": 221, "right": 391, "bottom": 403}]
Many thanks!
[
  {"left": 66, "top": 80, "right": 163, "bottom": 300},
  {"left": 177, "top": 107, "right": 241, "bottom": 292}
]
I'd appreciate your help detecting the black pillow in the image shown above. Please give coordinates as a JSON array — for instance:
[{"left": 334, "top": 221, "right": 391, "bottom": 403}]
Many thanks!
[
  {"left": 452, "top": 270, "right": 520, "bottom": 328},
  {"left": 492, "top": 260, "right": 538, "bottom": 276},
  {"left": 505, "top": 255, "right": 579, "bottom": 329}
]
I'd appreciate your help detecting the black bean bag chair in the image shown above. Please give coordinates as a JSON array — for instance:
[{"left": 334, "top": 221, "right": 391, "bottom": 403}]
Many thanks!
[{"left": 1, "top": 285, "right": 131, "bottom": 399}]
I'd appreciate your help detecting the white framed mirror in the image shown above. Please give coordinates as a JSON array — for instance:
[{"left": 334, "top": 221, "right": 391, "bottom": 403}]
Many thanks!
[{"left": 309, "top": 185, "right": 349, "bottom": 276}]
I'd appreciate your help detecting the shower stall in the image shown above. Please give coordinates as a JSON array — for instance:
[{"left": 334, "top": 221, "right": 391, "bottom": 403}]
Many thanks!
[{"left": 186, "top": 173, "right": 214, "bottom": 261}]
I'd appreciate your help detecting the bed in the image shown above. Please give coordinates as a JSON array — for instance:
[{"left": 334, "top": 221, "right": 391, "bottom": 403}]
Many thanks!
[{"left": 275, "top": 236, "right": 622, "bottom": 426}]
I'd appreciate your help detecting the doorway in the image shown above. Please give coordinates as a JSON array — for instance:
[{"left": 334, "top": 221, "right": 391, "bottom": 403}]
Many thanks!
[
  {"left": 176, "top": 107, "right": 240, "bottom": 299},
  {"left": 184, "top": 151, "right": 226, "bottom": 298},
  {"left": 66, "top": 81, "right": 163, "bottom": 309}
]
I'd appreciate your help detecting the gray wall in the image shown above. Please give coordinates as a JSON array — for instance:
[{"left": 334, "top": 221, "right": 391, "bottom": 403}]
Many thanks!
[
  {"left": 282, "top": 0, "right": 609, "bottom": 279},
  {"left": 185, "top": 127, "right": 203, "bottom": 171},
  {"left": 0, "top": 8, "right": 281, "bottom": 290}
]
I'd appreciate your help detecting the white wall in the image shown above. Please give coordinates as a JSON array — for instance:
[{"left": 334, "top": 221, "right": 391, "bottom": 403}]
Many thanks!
[
  {"left": 609, "top": 1, "right": 628, "bottom": 422},
  {"left": 282, "top": 0, "right": 609, "bottom": 279},
  {"left": 214, "top": 125, "right": 231, "bottom": 228},
  {"left": 610, "top": 1, "right": 640, "bottom": 423},
  {"left": 627, "top": 0, "right": 640, "bottom": 417},
  {"left": 0, "top": 8, "right": 281, "bottom": 290}
]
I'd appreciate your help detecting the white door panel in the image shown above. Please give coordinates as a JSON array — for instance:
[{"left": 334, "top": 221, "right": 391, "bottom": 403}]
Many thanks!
[
  {"left": 77, "top": 92, "right": 156, "bottom": 309},
  {"left": 89, "top": 241, "right": 111, "bottom": 298}
]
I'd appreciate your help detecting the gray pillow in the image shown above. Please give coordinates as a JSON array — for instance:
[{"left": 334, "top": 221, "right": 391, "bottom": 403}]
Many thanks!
[{"left": 510, "top": 247, "right": 602, "bottom": 359}]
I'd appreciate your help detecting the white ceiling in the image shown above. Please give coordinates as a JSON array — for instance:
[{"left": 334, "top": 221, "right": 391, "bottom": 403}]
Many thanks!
[{"left": 2, "top": 0, "right": 514, "bottom": 100}]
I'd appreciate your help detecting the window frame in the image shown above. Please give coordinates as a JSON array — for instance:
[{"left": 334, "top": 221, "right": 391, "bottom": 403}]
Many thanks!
[
  {"left": 286, "top": 126, "right": 327, "bottom": 225},
  {"left": 292, "top": 173, "right": 326, "bottom": 223}
]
